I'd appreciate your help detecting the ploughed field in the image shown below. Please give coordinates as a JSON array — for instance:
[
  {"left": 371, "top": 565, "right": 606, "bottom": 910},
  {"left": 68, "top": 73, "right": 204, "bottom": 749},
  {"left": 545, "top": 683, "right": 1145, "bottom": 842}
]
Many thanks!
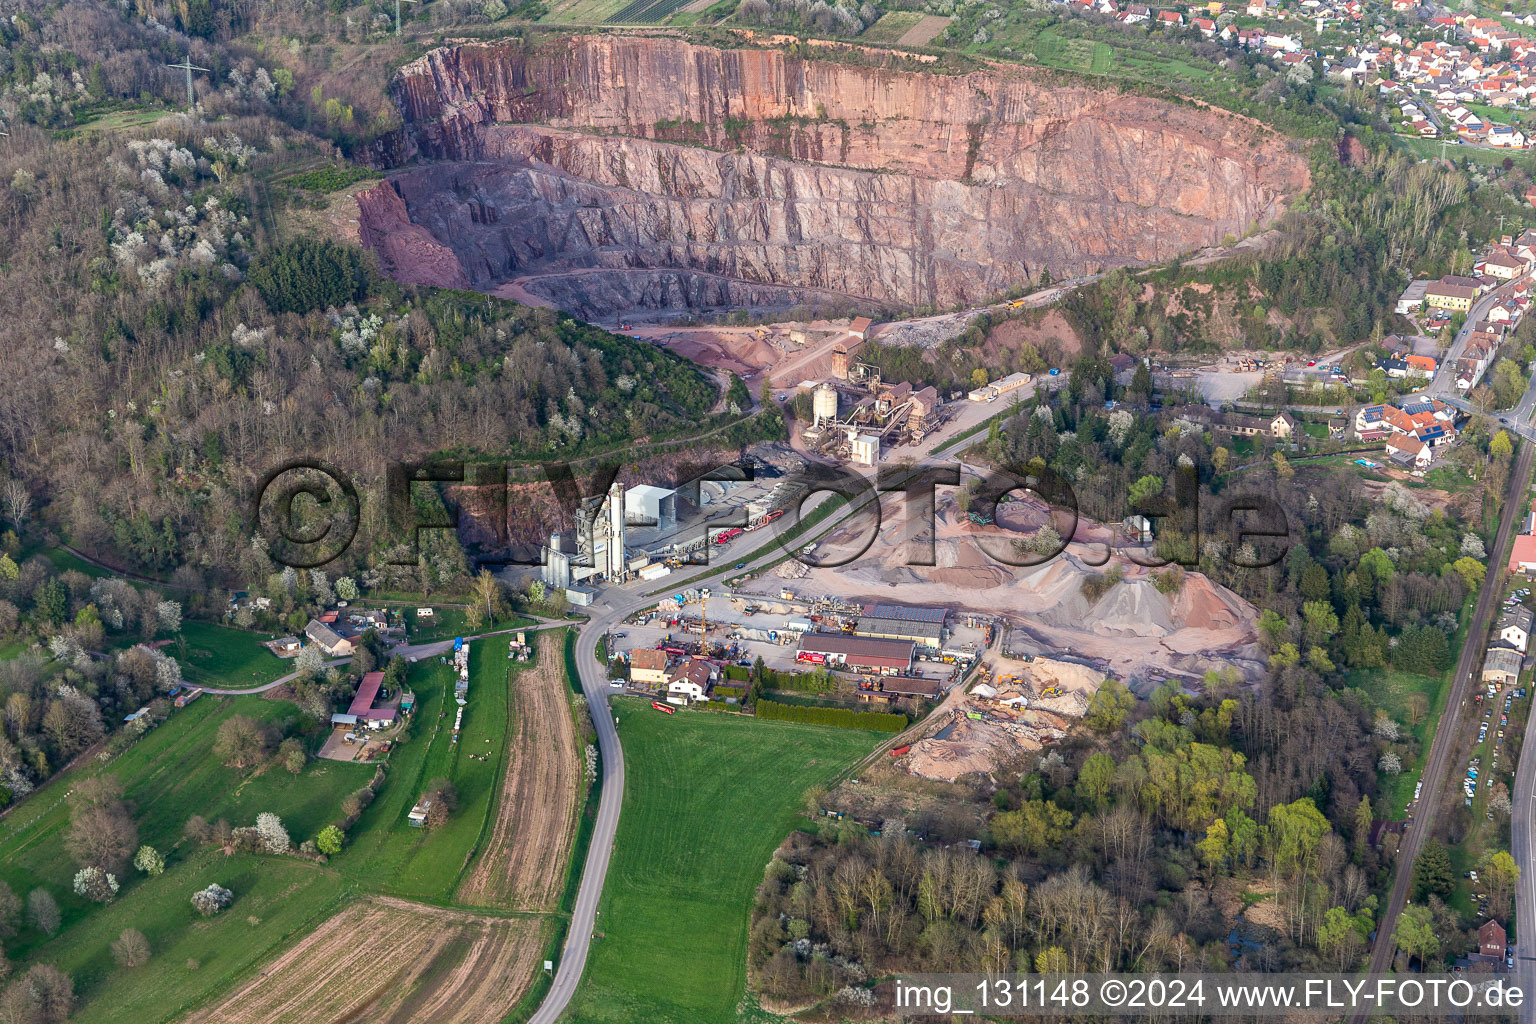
[
  {"left": 357, "top": 35, "right": 1307, "bottom": 319},
  {"left": 182, "top": 897, "right": 549, "bottom": 1024},
  {"left": 455, "top": 636, "right": 582, "bottom": 910}
]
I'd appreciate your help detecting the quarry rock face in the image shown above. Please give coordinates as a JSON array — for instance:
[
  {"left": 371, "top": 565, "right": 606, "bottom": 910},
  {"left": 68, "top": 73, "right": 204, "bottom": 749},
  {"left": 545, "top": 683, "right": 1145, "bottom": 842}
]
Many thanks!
[{"left": 360, "top": 35, "right": 1309, "bottom": 317}]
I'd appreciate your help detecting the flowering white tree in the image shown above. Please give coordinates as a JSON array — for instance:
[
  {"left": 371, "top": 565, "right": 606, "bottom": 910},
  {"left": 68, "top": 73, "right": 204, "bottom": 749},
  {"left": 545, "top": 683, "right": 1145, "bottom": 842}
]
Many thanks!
[
  {"left": 133, "top": 845, "right": 165, "bottom": 877},
  {"left": 1378, "top": 752, "right": 1402, "bottom": 775},
  {"left": 255, "top": 812, "right": 290, "bottom": 854},
  {"left": 191, "top": 883, "right": 233, "bottom": 916},
  {"left": 73, "top": 867, "right": 119, "bottom": 903},
  {"left": 295, "top": 645, "right": 324, "bottom": 678},
  {"left": 156, "top": 600, "right": 182, "bottom": 634}
]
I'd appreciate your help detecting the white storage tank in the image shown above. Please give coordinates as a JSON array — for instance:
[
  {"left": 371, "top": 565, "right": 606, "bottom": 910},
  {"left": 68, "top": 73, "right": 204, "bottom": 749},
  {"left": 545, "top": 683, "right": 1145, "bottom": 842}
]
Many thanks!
[{"left": 813, "top": 384, "right": 839, "bottom": 426}]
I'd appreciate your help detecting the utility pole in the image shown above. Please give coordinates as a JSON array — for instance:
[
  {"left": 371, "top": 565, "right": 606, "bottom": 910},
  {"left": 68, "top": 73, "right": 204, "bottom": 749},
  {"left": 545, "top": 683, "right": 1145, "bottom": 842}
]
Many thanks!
[
  {"left": 165, "top": 55, "right": 209, "bottom": 111},
  {"left": 395, "top": 0, "right": 419, "bottom": 35}
]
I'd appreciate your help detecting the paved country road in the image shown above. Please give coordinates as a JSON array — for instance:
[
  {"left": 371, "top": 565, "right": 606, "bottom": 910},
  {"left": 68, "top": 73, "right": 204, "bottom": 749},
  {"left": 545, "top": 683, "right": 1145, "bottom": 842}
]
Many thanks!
[{"left": 1357, "top": 439, "right": 1535, "bottom": 1000}]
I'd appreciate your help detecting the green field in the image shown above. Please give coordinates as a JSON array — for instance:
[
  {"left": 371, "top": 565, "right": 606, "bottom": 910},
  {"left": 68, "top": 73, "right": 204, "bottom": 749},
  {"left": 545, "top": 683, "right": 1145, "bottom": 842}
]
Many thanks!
[
  {"left": 0, "top": 630, "right": 561, "bottom": 1024},
  {"left": 0, "top": 685, "right": 371, "bottom": 1023},
  {"left": 172, "top": 621, "right": 292, "bottom": 689},
  {"left": 1352, "top": 660, "right": 1457, "bottom": 816},
  {"left": 860, "top": 10, "right": 925, "bottom": 43},
  {"left": 562, "top": 699, "right": 881, "bottom": 1024},
  {"left": 337, "top": 636, "right": 523, "bottom": 899},
  {"left": 404, "top": 605, "right": 533, "bottom": 643},
  {"left": 539, "top": 0, "right": 630, "bottom": 23}
]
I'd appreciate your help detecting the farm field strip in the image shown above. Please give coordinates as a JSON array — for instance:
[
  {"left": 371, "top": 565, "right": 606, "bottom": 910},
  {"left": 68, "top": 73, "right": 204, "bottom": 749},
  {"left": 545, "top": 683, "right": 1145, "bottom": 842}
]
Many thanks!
[
  {"left": 456, "top": 635, "right": 582, "bottom": 911},
  {"left": 181, "top": 897, "right": 549, "bottom": 1024}
]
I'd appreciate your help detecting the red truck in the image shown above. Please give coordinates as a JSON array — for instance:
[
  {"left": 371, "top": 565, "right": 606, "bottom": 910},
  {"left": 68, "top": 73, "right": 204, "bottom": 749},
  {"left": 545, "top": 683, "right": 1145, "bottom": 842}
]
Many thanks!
[
  {"left": 745, "top": 509, "right": 784, "bottom": 531},
  {"left": 713, "top": 527, "right": 743, "bottom": 544},
  {"left": 796, "top": 651, "right": 827, "bottom": 665},
  {"left": 889, "top": 744, "right": 911, "bottom": 757}
]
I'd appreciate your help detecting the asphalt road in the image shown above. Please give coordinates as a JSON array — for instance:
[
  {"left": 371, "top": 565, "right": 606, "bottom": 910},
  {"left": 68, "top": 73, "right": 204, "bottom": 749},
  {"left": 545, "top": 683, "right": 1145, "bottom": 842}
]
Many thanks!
[{"left": 1358, "top": 439, "right": 1535, "bottom": 995}]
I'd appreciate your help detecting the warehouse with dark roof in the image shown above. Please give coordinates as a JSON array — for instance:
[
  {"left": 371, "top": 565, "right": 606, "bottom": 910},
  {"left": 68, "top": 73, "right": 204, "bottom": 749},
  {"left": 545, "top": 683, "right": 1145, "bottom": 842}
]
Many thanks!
[{"left": 851, "top": 603, "right": 946, "bottom": 647}]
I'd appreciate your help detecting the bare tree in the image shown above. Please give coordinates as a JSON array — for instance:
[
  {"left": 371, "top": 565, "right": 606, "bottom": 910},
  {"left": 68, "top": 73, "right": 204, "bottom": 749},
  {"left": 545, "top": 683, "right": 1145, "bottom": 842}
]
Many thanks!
[
  {"left": 213, "top": 715, "right": 274, "bottom": 769},
  {"left": 110, "top": 929, "right": 150, "bottom": 968},
  {"left": 65, "top": 783, "right": 137, "bottom": 875},
  {"left": 0, "top": 481, "right": 29, "bottom": 528},
  {"left": 24, "top": 891, "right": 58, "bottom": 937}
]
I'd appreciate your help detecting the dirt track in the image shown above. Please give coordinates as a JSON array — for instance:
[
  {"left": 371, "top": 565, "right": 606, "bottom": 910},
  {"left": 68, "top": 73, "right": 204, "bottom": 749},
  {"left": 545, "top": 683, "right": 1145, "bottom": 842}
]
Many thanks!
[
  {"left": 455, "top": 642, "right": 581, "bottom": 911},
  {"left": 183, "top": 897, "right": 547, "bottom": 1024}
]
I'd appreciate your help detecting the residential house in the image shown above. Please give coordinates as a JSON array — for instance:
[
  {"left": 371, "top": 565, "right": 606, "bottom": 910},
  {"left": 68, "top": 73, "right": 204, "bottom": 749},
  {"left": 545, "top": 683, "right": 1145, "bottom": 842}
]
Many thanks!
[
  {"left": 1270, "top": 411, "right": 1297, "bottom": 439},
  {"left": 665, "top": 660, "right": 713, "bottom": 704},
  {"left": 1384, "top": 434, "right": 1432, "bottom": 469},
  {"left": 1424, "top": 279, "right": 1479, "bottom": 312},
  {"left": 1480, "top": 919, "right": 1508, "bottom": 958},
  {"left": 1498, "top": 605, "right": 1533, "bottom": 653},
  {"left": 1480, "top": 247, "right": 1526, "bottom": 277}
]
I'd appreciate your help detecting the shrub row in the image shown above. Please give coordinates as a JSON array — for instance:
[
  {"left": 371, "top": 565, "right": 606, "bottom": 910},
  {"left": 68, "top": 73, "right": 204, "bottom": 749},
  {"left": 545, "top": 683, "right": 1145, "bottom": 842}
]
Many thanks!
[{"left": 754, "top": 699, "right": 906, "bottom": 733}]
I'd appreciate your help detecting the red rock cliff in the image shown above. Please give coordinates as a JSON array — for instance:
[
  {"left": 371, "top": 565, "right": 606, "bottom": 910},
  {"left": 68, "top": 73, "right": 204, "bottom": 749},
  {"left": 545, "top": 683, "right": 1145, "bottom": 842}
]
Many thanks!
[{"left": 364, "top": 35, "right": 1309, "bottom": 313}]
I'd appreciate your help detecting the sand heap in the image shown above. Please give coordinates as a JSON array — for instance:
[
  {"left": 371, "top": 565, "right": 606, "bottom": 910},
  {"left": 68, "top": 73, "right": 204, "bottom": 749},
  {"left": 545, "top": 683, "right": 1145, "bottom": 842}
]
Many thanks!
[{"left": 906, "top": 718, "right": 1025, "bottom": 783}]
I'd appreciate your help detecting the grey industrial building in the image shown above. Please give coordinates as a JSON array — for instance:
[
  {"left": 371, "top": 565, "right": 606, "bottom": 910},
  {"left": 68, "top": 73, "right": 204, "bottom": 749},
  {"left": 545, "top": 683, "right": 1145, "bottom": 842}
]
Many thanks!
[{"left": 851, "top": 603, "right": 946, "bottom": 648}]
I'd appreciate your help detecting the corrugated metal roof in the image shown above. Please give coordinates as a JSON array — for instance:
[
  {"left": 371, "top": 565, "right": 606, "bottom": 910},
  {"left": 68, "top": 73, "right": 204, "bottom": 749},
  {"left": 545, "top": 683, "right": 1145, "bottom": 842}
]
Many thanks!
[
  {"left": 859, "top": 603, "right": 947, "bottom": 624},
  {"left": 347, "top": 671, "right": 386, "bottom": 718}
]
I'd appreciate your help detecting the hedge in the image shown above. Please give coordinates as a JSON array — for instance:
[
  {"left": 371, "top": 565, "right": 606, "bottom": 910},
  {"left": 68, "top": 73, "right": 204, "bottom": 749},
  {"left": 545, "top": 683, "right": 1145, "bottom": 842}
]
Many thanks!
[
  {"left": 713, "top": 685, "right": 746, "bottom": 699},
  {"left": 754, "top": 699, "right": 906, "bottom": 733},
  {"left": 724, "top": 664, "right": 750, "bottom": 682}
]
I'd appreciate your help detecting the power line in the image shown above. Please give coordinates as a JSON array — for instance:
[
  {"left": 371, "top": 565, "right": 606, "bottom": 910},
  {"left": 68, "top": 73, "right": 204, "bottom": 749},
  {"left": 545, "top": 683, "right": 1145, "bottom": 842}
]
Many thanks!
[
  {"left": 165, "top": 55, "right": 210, "bottom": 111},
  {"left": 396, "top": 0, "right": 419, "bottom": 35}
]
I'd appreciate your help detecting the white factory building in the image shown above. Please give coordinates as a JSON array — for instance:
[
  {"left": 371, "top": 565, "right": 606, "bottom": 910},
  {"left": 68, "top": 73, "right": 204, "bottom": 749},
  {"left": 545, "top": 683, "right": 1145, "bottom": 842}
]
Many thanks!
[{"left": 624, "top": 484, "right": 678, "bottom": 531}]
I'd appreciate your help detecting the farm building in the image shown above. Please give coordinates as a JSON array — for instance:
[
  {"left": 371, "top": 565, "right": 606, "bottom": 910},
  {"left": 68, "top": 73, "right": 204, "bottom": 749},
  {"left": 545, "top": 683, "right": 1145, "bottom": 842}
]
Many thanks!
[
  {"left": 852, "top": 604, "right": 947, "bottom": 647},
  {"left": 797, "top": 634, "right": 915, "bottom": 675},
  {"left": 407, "top": 797, "right": 432, "bottom": 827},
  {"left": 333, "top": 670, "right": 396, "bottom": 730},
  {"left": 271, "top": 636, "right": 301, "bottom": 655},
  {"left": 174, "top": 688, "right": 202, "bottom": 707},
  {"left": 305, "top": 619, "right": 355, "bottom": 657}
]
